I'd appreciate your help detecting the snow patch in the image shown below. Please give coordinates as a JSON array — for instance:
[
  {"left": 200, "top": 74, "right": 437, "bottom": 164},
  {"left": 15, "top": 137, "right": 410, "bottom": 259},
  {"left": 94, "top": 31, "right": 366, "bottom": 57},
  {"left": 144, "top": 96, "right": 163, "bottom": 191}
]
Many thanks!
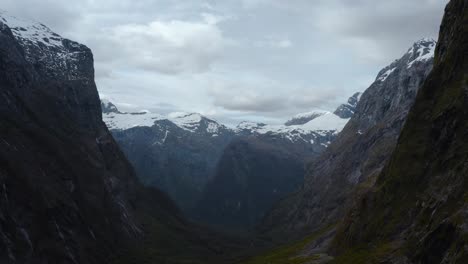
[
  {"left": 378, "top": 67, "right": 397, "bottom": 82},
  {"left": 236, "top": 112, "right": 349, "bottom": 143},
  {"left": 407, "top": 39, "right": 436, "bottom": 68},
  {"left": 103, "top": 111, "right": 164, "bottom": 130}
]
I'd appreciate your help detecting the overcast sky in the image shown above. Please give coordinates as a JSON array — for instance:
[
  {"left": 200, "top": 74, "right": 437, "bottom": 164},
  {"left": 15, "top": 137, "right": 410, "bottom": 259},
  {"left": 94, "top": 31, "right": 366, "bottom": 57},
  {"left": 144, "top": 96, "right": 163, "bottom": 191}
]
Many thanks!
[{"left": 3, "top": 0, "right": 448, "bottom": 125}]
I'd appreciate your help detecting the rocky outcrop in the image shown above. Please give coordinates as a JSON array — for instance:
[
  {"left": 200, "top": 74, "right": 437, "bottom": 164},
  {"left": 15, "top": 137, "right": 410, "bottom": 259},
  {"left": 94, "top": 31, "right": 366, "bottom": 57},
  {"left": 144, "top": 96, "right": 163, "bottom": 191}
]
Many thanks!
[
  {"left": 333, "top": 92, "right": 361, "bottom": 119},
  {"left": 260, "top": 37, "right": 435, "bottom": 240}
]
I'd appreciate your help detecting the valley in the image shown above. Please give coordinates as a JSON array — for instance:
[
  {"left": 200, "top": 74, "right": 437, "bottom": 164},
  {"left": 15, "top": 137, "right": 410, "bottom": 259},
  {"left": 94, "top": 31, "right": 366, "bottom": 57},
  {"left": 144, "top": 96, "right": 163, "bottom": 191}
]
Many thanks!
[{"left": 0, "top": 1, "right": 466, "bottom": 263}]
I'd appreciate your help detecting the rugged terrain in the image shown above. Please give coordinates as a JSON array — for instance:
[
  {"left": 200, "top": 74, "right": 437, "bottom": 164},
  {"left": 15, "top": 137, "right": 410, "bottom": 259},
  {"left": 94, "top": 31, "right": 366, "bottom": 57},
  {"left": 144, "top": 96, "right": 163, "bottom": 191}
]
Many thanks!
[
  {"left": 261, "top": 37, "right": 436, "bottom": 239},
  {"left": 330, "top": 0, "right": 468, "bottom": 262},
  {"left": 0, "top": 11, "right": 237, "bottom": 264},
  {"left": 102, "top": 97, "right": 354, "bottom": 229}
]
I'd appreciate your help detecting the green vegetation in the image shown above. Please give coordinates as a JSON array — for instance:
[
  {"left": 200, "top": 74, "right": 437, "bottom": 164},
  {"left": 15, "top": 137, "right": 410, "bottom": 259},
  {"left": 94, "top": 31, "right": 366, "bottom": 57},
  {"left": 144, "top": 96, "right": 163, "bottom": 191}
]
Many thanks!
[
  {"left": 328, "top": 243, "right": 396, "bottom": 264},
  {"left": 239, "top": 226, "right": 334, "bottom": 264}
]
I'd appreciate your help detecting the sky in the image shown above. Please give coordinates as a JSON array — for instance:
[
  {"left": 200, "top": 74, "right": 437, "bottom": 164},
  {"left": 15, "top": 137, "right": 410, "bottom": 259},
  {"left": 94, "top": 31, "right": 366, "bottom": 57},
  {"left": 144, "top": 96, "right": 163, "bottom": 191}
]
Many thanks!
[{"left": 2, "top": 0, "right": 448, "bottom": 125}]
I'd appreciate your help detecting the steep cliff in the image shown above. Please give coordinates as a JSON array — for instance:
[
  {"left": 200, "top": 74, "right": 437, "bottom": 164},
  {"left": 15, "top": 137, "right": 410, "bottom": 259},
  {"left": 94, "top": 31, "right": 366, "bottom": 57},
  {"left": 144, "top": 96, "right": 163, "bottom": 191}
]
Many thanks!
[
  {"left": 0, "top": 11, "right": 143, "bottom": 263},
  {"left": 331, "top": 1, "right": 468, "bottom": 262},
  {"left": 260, "top": 37, "right": 435, "bottom": 239},
  {"left": 0, "top": 12, "right": 234, "bottom": 264}
]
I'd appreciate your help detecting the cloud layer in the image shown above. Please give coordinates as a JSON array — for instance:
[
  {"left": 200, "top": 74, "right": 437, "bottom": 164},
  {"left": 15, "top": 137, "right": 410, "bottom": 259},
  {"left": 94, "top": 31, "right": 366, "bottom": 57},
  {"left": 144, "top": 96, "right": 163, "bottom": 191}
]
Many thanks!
[{"left": 3, "top": 0, "right": 448, "bottom": 124}]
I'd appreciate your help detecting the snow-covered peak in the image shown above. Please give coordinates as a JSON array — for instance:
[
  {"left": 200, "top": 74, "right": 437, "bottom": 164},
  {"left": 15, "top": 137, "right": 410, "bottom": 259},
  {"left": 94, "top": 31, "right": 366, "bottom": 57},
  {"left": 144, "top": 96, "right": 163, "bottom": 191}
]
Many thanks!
[
  {"left": 168, "top": 112, "right": 207, "bottom": 132},
  {"left": 285, "top": 110, "right": 329, "bottom": 126},
  {"left": 236, "top": 121, "right": 268, "bottom": 132},
  {"left": 103, "top": 110, "right": 164, "bottom": 130},
  {"left": 0, "top": 10, "right": 91, "bottom": 81},
  {"left": 0, "top": 11, "right": 64, "bottom": 49},
  {"left": 376, "top": 38, "right": 436, "bottom": 83},
  {"left": 292, "top": 110, "right": 329, "bottom": 120},
  {"left": 101, "top": 102, "right": 227, "bottom": 134},
  {"left": 406, "top": 38, "right": 436, "bottom": 68},
  {"left": 102, "top": 100, "right": 350, "bottom": 145},
  {"left": 236, "top": 112, "right": 349, "bottom": 140},
  {"left": 334, "top": 92, "right": 362, "bottom": 119},
  {"left": 101, "top": 99, "right": 120, "bottom": 114}
]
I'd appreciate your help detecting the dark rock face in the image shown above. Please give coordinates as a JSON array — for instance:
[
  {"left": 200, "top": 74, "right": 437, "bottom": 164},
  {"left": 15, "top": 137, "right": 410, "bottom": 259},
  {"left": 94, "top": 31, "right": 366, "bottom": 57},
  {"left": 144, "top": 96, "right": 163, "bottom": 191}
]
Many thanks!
[
  {"left": 0, "top": 13, "right": 234, "bottom": 264},
  {"left": 193, "top": 134, "right": 325, "bottom": 231},
  {"left": 331, "top": 1, "right": 468, "bottom": 261},
  {"left": 333, "top": 92, "right": 361, "bottom": 119},
  {"left": 260, "top": 38, "right": 435, "bottom": 239},
  {"left": 0, "top": 15, "right": 142, "bottom": 264}
]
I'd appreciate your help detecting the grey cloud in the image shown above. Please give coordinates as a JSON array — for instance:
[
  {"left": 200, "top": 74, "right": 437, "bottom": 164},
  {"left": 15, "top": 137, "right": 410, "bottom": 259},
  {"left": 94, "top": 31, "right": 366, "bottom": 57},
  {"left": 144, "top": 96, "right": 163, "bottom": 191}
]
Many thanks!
[
  {"left": 208, "top": 79, "right": 343, "bottom": 115},
  {"left": 4, "top": 0, "right": 448, "bottom": 124}
]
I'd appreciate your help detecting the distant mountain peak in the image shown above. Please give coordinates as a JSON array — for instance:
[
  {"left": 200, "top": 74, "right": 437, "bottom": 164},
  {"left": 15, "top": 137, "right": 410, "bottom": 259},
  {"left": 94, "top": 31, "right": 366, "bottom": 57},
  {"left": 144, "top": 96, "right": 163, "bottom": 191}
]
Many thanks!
[
  {"left": 167, "top": 112, "right": 225, "bottom": 133},
  {"left": 284, "top": 110, "right": 329, "bottom": 126},
  {"left": 376, "top": 38, "right": 436, "bottom": 83},
  {"left": 333, "top": 92, "right": 362, "bottom": 119},
  {"left": 101, "top": 99, "right": 120, "bottom": 114}
]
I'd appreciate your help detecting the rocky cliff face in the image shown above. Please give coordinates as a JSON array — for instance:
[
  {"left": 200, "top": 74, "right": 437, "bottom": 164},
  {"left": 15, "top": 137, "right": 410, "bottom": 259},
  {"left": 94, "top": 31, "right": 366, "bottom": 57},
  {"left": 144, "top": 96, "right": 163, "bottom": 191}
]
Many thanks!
[
  {"left": 0, "top": 12, "right": 234, "bottom": 264},
  {"left": 331, "top": 1, "right": 468, "bottom": 262},
  {"left": 260, "top": 37, "right": 435, "bottom": 239},
  {"left": 0, "top": 12, "right": 143, "bottom": 264}
]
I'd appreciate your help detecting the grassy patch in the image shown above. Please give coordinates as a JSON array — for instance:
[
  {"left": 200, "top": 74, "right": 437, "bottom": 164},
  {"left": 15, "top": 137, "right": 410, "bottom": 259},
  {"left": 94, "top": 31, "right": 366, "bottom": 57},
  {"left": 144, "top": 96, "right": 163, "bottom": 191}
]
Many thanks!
[
  {"left": 329, "top": 243, "right": 395, "bottom": 264},
  {"left": 239, "top": 226, "right": 334, "bottom": 264}
]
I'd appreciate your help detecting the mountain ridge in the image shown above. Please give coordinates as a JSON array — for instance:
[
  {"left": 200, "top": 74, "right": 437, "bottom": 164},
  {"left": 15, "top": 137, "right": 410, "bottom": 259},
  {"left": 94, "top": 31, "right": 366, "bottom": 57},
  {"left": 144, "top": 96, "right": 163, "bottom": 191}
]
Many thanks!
[{"left": 259, "top": 37, "right": 436, "bottom": 241}]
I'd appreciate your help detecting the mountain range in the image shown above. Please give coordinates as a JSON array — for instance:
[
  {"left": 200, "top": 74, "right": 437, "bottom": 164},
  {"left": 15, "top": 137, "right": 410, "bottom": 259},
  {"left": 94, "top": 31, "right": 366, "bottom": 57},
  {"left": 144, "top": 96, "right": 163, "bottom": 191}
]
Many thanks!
[{"left": 101, "top": 95, "right": 356, "bottom": 230}]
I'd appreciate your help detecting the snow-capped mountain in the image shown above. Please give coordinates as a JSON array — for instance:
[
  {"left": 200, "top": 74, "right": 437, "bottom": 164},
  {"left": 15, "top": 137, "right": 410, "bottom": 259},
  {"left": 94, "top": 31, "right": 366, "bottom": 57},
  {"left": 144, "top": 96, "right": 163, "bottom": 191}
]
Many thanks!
[
  {"left": 0, "top": 11, "right": 92, "bottom": 81},
  {"left": 376, "top": 38, "right": 435, "bottom": 83},
  {"left": 334, "top": 92, "right": 362, "bottom": 118},
  {"left": 102, "top": 106, "right": 230, "bottom": 136},
  {"left": 284, "top": 110, "right": 329, "bottom": 126},
  {"left": 261, "top": 38, "right": 435, "bottom": 238},
  {"left": 102, "top": 101, "right": 352, "bottom": 145},
  {"left": 101, "top": 95, "right": 356, "bottom": 221}
]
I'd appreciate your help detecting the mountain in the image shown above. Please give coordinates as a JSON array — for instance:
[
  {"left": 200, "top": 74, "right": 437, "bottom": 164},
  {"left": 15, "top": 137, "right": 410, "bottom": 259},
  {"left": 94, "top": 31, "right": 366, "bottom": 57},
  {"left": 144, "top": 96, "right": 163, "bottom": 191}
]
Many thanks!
[
  {"left": 101, "top": 99, "right": 120, "bottom": 114},
  {"left": 284, "top": 110, "right": 329, "bottom": 126},
  {"left": 330, "top": 1, "right": 468, "bottom": 262},
  {"left": 192, "top": 107, "right": 354, "bottom": 231},
  {"left": 260, "top": 37, "right": 436, "bottom": 240},
  {"left": 102, "top": 97, "right": 354, "bottom": 227},
  {"left": 106, "top": 110, "right": 235, "bottom": 212},
  {"left": 333, "top": 92, "right": 362, "bottom": 119},
  {"left": 0, "top": 11, "right": 236, "bottom": 264}
]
